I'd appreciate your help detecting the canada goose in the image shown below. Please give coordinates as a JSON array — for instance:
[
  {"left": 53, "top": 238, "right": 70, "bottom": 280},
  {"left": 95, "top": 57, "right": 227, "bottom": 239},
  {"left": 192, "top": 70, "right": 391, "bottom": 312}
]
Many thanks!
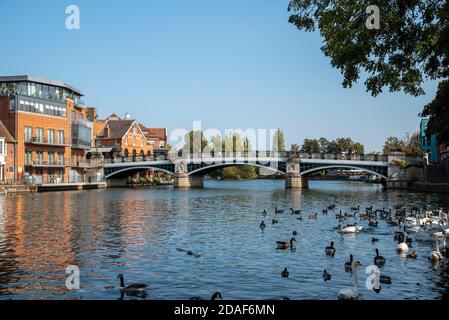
[
  {"left": 328, "top": 204, "right": 336, "bottom": 210},
  {"left": 297, "top": 217, "right": 303, "bottom": 221},
  {"left": 371, "top": 237, "right": 379, "bottom": 243},
  {"left": 309, "top": 213, "right": 317, "bottom": 220},
  {"left": 176, "top": 248, "right": 201, "bottom": 258},
  {"left": 272, "top": 219, "right": 279, "bottom": 225},
  {"left": 281, "top": 267, "right": 289, "bottom": 278},
  {"left": 323, "top": 269, "right": 331, "bottom": 281},
  {"left": 190, "top": 292, "right": 223, "bottom": 300},
  {"left": 260, "top": 221, "right": 266, "bottom": 230},
  {"left": 351, "top": 205, "right": 360, "bottom": 211},
  {"left": 379, "top": 275, "right": 392, "bottom": 284},
  {"left": 325, "top": 241, "right": 336, "bottom": 256},
  {"left": 276, "top": 238, "right": 296, "bottom": 250},
  {"left": 290, "top": 208, "right": 301, "bottom": 214},
  {"left": 368, "top": 219, "right": 378, "bottom": 227},
  {"left": 262, "top": 210, "right": 267, "bottom": 217},
  {"left": 117, "top": 274, "right": 148, "bottom": 295},
  {"left": 407, "top": 250, "right": 418, "bottom": 259},
  {"left": 292, "top": 230, "right": 298, "bottom": 236},
  {"left": 338, "top": 261, "right": 361, "bottom": 300},
  {"left": 322, "top": 208, "right": 328, "bottom": 214},
  {"left": 275, "top": 207, "right": 285, "bottom": 214},
  {"left": 344, "top": 254, "right": 354, "bottom": 272},
  {"left": 374, "top": 249, "right": 386, "bottom": 267}
]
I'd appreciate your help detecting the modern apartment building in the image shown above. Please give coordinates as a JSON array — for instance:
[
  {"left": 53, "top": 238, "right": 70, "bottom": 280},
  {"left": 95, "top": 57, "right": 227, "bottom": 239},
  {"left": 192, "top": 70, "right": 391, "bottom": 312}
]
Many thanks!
[
  {"left": 420, "top": 117, "right": 439, "bottom": 164},
  {"left": 0, "top": 76, "right": 94, "bottom": 183}
]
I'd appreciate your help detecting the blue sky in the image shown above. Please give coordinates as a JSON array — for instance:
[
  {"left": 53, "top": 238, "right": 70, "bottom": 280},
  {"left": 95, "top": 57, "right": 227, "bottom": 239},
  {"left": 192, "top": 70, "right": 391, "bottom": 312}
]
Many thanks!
[{"left": 0, "top": 0, "right": 437, "bottom": 152}]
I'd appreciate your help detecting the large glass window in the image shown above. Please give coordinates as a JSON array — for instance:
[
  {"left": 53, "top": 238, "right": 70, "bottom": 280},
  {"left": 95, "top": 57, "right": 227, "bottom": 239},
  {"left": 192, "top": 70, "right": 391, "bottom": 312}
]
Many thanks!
[
  {"left": 58, "top": 130, "right": 64, "bottom": 145},
  {"left": 58, "top": 152, "right": 64, "bottom": 165},
  {"left": 36, "top": 128, "right": 44, "bottom": 143}
]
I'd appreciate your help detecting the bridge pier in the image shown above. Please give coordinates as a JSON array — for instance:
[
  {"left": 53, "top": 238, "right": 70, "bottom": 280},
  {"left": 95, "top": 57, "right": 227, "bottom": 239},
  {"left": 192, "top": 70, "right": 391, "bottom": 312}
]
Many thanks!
[
  {"left": 173, "top": 173, "right": 204, "bottom": 188},
  {"left": 285, "top": 160, "right": 308, "bottom": 189}
]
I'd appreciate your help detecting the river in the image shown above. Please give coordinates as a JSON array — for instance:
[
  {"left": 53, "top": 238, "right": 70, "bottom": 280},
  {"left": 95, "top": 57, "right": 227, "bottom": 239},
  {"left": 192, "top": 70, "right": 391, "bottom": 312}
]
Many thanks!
[{"left": 0, "top": 180, "right": 448, "bottom": 300}]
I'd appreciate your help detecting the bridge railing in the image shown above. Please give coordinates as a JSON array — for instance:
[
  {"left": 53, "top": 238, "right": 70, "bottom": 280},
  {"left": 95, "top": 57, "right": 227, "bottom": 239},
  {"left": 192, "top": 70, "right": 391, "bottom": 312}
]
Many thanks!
[{"left": 102, "top": 152, "right": 389, "bottom": 164}]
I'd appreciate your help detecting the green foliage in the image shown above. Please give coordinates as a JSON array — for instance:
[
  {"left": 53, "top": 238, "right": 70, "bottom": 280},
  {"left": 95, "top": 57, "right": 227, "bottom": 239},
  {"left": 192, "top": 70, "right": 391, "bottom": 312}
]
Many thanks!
[
  {"left": 273, "top": 129, "right": 286, "bottom": 152},
  {"left": 182, "top": 130, "right": 208, "bottom": 154},
  {"left": 420, "top": 80, "right": 449, "bottom": 143},
  {"left": 383, "top": 132, "right": 422, "bottom": 155},
  {"left": 288, "top": 0, "right": 449, "bottom": 97},
  {"left": 300, "top": 137, "right": 365, "bottom": 153},
  {"left": 300, "top": 138, "right": 321, "bottom": 153}
]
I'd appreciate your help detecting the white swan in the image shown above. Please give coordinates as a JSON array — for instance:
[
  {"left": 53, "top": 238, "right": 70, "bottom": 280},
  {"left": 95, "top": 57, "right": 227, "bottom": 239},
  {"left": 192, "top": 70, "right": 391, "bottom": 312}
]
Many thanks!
[
  {"left": 396, "top": 231, "right": 409, "bottom": 253},
  {"left": 338, "top": 261, "right": 361, "bottom": 300},
  {"left": 338, "top": 224, "right": 362, "bottom": 234},
  {"left": 429, "top": 233, "right": 444, "bottom": 262}
]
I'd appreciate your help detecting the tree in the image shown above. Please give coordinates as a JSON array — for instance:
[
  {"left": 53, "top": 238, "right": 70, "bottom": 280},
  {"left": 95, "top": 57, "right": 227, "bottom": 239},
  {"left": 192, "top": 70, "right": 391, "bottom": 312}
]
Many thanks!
[
  {"left": 182, "top": 130, "right": 208, "bottom": 155},
  {"left": 352, "top": 142, "right": 365, "bottom": 155},
  {"left": 318, "top": 137, "right": 329, "bottom": 153},
  {"left": 420, "top": 80, "right": 449, "bottom": 143},
  {"left": 288, "top": 0, "right": 449, "bottom": 97},
  {"left": 291, "top": 143, "right": 300, "bottom": 154},
  {"left": 272, "top": 129, "right": 286, "bottom": 152},
  {"left": 383, "top": 136, "right": 405, "bottom": 154},
  {"left": 382, "top": 134, "right": 421, "bottom": 156},
  {"left": 300, "top": 138, "right": 320, "bottom": 153}
]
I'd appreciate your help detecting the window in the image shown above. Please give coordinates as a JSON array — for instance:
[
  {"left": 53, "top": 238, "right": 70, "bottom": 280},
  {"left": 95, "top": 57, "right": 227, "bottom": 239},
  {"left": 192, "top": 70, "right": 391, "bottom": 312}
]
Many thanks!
[
  {"left": 36, "top": 128, "right": 44, "bottom": 143},
  {"left": 48, "top": 129, "right": 55, "bottom": 144},
  {"left": 48, "top": 151, "right": 55, "bottom": 165},
  {"left": 133, "top": 136, "right": 136, "bottom": 146},
  {"left": 0, "top": 139, "right": 4, "bottom": 155},
  {"left": 58, "top": 130, "right": 64, "bottom": 145},
  {"left": 25, "top": 127, "right": 33, "bottom": 142},
  {"left": 58, "top": 152, "right": 64, "bottom": 165},
  {"left": 25, "top": 150, "right": 32, "bottom": 165},
  {"left": 36, "top": 151, "right": 43, "bottom": 164}
]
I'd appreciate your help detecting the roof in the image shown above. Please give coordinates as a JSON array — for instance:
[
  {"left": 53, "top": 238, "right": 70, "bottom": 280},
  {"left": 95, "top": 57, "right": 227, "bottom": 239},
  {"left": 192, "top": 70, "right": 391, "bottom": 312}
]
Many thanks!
[
  {"left": 99, "top": 120, "right": 135, "bottom": 139},
  {"left": 105, "top": 113, "right": 121, "bottom": 121},
  {"left": 0, "top": 75, "right": 83, "bottom": 96},
  {"left": 0, "top": 120, "right": 15, "bottom": 143},
  {"left": 139, "top": 124, "right": 167, "bottom": 140}
]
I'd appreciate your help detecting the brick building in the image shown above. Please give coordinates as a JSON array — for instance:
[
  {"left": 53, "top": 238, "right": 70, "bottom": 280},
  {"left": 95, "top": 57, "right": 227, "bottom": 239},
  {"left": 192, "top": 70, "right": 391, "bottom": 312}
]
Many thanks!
[
  {"left": 0, "top": 75, "right": 94, "bottom": 183},
  {"left": 0, "top": 120, "right": 16, "bottom": 181}
]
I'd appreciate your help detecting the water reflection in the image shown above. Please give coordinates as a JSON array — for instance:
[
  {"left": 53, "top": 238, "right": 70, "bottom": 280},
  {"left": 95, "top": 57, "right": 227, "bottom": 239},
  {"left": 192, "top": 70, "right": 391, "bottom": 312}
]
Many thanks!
[{"left": 0, "top": 180, "right": 448, "bottom": 300}]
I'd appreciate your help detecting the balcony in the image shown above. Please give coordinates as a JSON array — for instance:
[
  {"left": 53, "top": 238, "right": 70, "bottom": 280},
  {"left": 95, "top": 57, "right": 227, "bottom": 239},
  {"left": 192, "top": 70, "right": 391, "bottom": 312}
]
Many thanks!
[
  {"left": 71, "top": 161, "right": 92, "bottom": 168},
  {"left": 25, "top": 160, "right": 66, "bottom": 167},
  {"left": 25, "top": 137, "right": 70, "bottom": 147}
]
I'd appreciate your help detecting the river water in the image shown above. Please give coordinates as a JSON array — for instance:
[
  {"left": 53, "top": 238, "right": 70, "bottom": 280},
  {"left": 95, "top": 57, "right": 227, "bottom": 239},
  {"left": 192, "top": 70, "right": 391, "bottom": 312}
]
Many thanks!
[{"left": 0, "top": 180, "right": 448, "bottom": 300}]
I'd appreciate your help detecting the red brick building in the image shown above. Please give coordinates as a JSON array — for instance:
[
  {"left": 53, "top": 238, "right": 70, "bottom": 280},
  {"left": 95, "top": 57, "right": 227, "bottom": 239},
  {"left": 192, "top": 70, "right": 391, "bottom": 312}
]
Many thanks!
[{"left": 0, "top": 120, "right": 16, "bottom": 181}]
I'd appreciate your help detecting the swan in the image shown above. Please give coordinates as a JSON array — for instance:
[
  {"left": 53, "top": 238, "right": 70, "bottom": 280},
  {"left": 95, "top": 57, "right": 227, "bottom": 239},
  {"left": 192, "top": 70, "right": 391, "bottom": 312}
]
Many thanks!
[
  {"left": 276, "top": 238, "right": 296, "bottom": 250},
  {"left": 429, "top": 234, "right": 444, "bottom": 262},
  {"left": 338, "top": 224, "right": 362, "bottom": 234},
  {"left": 117, "top": 274, "right": 148, "bottom": 295},
  {"left": 281, "top": 267, "right": 289, "bottom": 278},
  {"left": 374, "top": 248, "right": 386, "bottom": 266},
  {"left": 325, "top": 241, "right": 336, "bottom": 256},
  {"left": 396, "top": 231, "right": 409, "bottom": 253},
  {"left": 338, "top": 261, "right": 361, "bottom": 300}
]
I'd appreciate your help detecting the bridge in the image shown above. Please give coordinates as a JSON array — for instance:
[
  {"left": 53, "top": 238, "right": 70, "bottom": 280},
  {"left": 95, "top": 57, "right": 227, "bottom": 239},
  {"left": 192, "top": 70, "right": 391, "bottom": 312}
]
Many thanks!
[{"left": 102, "top": 151, "right": 418, "bottom": 189}]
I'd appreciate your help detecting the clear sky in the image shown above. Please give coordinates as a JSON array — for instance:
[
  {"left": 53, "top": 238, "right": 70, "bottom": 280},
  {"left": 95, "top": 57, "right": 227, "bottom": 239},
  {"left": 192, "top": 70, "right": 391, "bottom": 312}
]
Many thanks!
[{"left": 0, "top": 0, "right": 437, "bottom": 152}]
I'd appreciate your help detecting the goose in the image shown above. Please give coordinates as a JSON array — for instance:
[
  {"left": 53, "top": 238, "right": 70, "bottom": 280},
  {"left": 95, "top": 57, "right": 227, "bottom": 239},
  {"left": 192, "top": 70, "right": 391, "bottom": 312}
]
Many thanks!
[
  {"left": 406, "top": 250, "right": 418, "bottom": 259},
  {"left": 290, "top": 208, "right": 301, "bottom": 214},
  {"left": 190, "top": 292, "right": 223, "bottom": 300},
  {"left": 351, "top": 205, "right": 360, "bottom": 211},
  {"left": 371, "top": 237, "right": 379, "bottom": 243},
  {"left": 396, "top": 231, "right": 409, "bottom": 253},
  {"left": 260, "top": 221, "right": 266, "bottom": 230},
  {"left": 325, "top": 241, "right": 336, "bottom": 256},
  {"left": 272, "top": 219, "right": 279, "bottom": 225},
  {"left": 276, "top": 238, "right": 296, "bottom": 250},
  {"left": 275, "top": 207, "right": 285, "bottom": 214},
  {"left": 366, "top": 206, "right": 373, "bottom": 211},
  {"left": 322, "top": 208, "right": 328, "bottom": 214},
  {"left": 338, "top": 261, "right": 361, "bottom": 300},
  {"left": 335, "top": 210, "right": 345, "bottom": 219},
  {"left": 281, "top": 267, "right": 289, "bottom": 278},
  {"left": 262, "top": 210, "right": 267, "bottom": 217},
  {"left": 344, "top": 254, "right": 354, "bottom": 272},
  {"left": 309, "top": 213, "right": 317, "bottom": 220},
  {"left": 368, "top": 219, "right": 378, "bottom": 227},
  {"left": 323, "top": 269, "right": 331, "bottom": 281},
  {"left": 117, "top": 274, "right": 148, "bottom": 295},
  {"left": 374, "top": 249, "right": 386, "bottom": 267},
  {"left": 328, "top": 204, "right": 336, "bottom": 210},
  {"left": 429, "top": 234, "right": 444, "bottom": 262},
  {"left": 379, "top": 275, "right": 392, "bottom": 284},
  {"left": 292, "top": 230, "right": 298, "bottom": 236}
]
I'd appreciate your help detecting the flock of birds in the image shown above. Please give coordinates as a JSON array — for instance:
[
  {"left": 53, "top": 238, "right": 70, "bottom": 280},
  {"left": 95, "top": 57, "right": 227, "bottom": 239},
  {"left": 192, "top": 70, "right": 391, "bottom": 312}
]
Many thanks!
[
  {"left": 115, "top": 198, "right": 449, "bottom": 300},
  {"left": 258, "top": 200, "right": 449, "bottom": 300}
]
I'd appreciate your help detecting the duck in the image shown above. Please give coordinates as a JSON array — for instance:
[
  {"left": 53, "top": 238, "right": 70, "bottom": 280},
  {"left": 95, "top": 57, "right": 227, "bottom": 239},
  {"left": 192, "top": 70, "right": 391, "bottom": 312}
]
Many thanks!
[
  {"left": 290, "top": 208, "right": 301, "bottom": 214},
  {"left": 325, "top": 241, "right": 336, "bottom": 256},
  {"left": 379, "top": 275, "right": 392, "bottom": 284},
  {"left": 407, "top": 250, "right": 418, "bottom": 259},
  {"left": 374, "top": 249, "right": 386, "bottom": 267},
  {"left": 276, "top": 238, "right": 296, "bottom": 250},
  {"left": 272, "top": 219, "right": 279, "bottom": 225},
  {"left": 281, "top": 267, "right": 289, "bottom": 278},
  {"left": 344, "top": 254, "right": 354, "bottom": 272},
  {"left": 190, "top": 292, "right": 223, "bottom": 300},
  {"left": 323, "top": 269, "right": 331, "bottom": 281},
  {"left": 275, "top": 207, "right": 285, "bottom": 214},
  {"left": 117, "top": 274, "right": 148, "bottom": 295},
  {"left": 260, "top": 221, "right": 266, "bottom": 230},
  {"left": 338, "top": 261, "right": 361, "bottom": 300},
  {"left": 371, "top": 237, "right": 379, "bottom": 243}
]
